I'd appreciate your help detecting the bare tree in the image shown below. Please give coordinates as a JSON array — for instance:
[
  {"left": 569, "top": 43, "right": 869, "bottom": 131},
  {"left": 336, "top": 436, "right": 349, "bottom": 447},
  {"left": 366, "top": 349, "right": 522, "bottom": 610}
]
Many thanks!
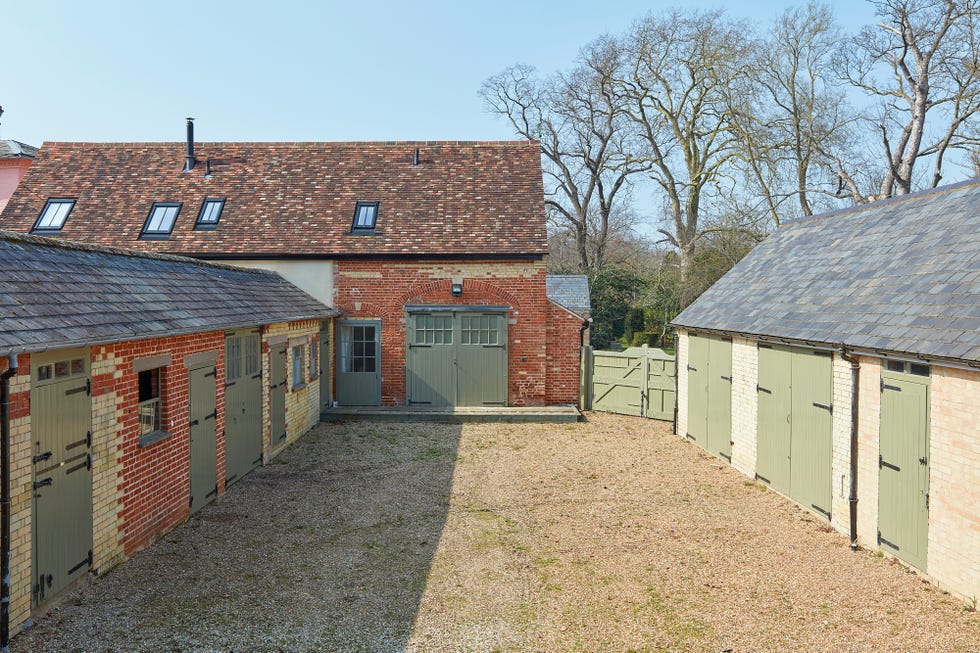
[
  {"left": 617, "top": 10, "right": 753, "bottom": 306},
  {"left": 480, "top": 39, "right": 647, "bottom": 273},
  {"left": 836, "top": 0, "right": 980, "bottom": 200},
  {"left": 734, "top": 2, "right": 855, "bottom": 225}
]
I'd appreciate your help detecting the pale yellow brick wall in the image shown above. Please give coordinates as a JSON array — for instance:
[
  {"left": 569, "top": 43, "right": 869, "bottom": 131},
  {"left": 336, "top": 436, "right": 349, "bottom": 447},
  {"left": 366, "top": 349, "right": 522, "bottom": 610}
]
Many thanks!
[
  {"left": 676, "top": 330, "right": 688, "bottom": 437},
  {"left": 855, "top": 356, "right": 881, "bottom": 548},
  {"left": 7, "top": 393, "right": 32, "bottom": 634},
  {"left": 829, "top": 354, "right": 854, "bottom": 535},
  {"left": 730, "top": 337, "right": 758, "bottom": 477},
  {"left": 927, "top": 365, "right": 980, "bottom": 602},
  {"left": 90, "top": 347, "right": 126, "bottom": 573},
  {"left": 264, "top": 320, "right": 321, "bottom": 460}
]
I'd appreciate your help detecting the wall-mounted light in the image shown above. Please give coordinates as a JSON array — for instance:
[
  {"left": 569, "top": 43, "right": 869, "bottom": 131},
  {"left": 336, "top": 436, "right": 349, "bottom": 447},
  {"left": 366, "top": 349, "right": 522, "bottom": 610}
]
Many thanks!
[{"left": 451, "top": 282, "right": 463, "bottom": 297}]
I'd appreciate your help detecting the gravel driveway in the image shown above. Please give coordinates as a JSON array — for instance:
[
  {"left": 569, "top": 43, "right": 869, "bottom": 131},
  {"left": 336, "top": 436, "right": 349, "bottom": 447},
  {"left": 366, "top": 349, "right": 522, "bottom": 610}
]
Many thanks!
[{"left": 12, "top": 413, "right": 980, "bottom": 652}]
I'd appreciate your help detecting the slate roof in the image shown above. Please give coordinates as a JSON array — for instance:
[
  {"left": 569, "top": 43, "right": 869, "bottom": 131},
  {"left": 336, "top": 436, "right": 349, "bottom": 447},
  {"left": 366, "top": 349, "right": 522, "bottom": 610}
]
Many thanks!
[
  {"left": 0, "top": 141, "right": 547, "bottom": 258},
  {"left": 672, "top": 179, "right": 980, "bottom": 365},
  {"left": 0, "top": 140, "right": 37, "bottom": 159},
  {"left": 546, "top": 275, "right": 591, "bottom": 317},
  {"left": 0, "top": 230, "right": 337, "bottom": 355}
]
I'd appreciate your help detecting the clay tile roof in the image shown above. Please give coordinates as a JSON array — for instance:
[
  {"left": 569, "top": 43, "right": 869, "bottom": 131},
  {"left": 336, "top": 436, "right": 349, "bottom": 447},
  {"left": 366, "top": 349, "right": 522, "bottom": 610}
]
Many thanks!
[
  {"left": 0, "top": 141, "right": 546, "bottom": 258},
  {"left": 0, "top": 230, "right": 337, "bottom": 355},
  {"left": 672, "top": 179, "right": 980, "bottom": 365}
]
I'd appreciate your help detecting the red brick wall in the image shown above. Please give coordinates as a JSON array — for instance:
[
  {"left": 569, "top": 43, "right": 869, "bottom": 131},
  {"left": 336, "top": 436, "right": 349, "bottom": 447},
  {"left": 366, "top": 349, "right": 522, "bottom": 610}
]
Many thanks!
[
  {"left": 0, "top": 354, "right": 30, "bottom": 420},
  {"left": 546, "top": 302, "right": 585, "bottom": 405},
  {"left": 333, "top": 260, "right": 550, "bottom": 406},
  {"left": 94, "top": 333, "right": 226, "bottom": 557}
]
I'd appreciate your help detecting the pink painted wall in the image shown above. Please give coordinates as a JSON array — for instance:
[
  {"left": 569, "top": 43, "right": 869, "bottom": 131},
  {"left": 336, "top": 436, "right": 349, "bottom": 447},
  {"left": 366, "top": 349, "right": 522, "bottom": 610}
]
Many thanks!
[{"left": 0, "top": 160, "right": 32, "bottom": 214}]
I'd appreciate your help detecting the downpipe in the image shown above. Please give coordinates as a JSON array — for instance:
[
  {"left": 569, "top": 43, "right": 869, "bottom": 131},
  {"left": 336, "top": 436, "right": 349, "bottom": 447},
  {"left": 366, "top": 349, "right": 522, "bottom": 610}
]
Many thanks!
[
  {"left": 839, "top": 346, "right": 860, "bottom": 551},
  {"left": 1, "top": 352, "right": 18, "bottom": 651}
]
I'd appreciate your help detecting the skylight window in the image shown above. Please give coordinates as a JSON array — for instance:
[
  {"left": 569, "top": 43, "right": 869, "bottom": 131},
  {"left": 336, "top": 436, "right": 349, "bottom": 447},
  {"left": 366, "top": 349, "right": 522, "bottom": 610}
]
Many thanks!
[
  {"left": 141, "top": 202, "right": 182, "bottom": 238},
  {"left": 351, "top": 201, "right": 379, "bottom": 233},
  {"left": 195, "top": 198, "right": 225, "bottom": 229},
  {"left": 32, "top": 198, "right": 76, "bottom": 232}
]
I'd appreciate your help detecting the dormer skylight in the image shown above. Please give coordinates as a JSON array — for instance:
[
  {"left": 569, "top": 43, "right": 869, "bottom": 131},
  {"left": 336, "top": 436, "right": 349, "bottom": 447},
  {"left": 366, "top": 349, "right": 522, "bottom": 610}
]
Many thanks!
[
  {"left": 195, "top": 198, "right": 225, "bottom": 229},
  {"left": 352, "top": 201, "right": 378, "bottom": 233},
  {"left": 32, "top": 198, "right": 76, "bottom": 232},
  {"left": 141, "top": 202, "right": 182, "bottom": 239}
]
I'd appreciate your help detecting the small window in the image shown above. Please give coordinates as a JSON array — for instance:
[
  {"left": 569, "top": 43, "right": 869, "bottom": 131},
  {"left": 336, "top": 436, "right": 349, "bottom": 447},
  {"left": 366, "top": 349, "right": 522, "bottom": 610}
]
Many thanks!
[
  {"left": 138, "top": 368, "right": 163, "bottom": 435},
  {"left": 461, "top": 315, "right": 500, "bottom": 345},
  {"left": 351, "top": 201, "right": 379, "bottom": 232},
  {"left": 909, "top": 363, "right": 930, "bottom": 377},
  {"left": 141, "top": 202, "right": 182, "bottom": 238},
  {"left": 195, "top": 198, "right": 225, "bottom": 229},
  {"left": 226, "top": 335, "right": 242, "bottom": 383},
  {"left": 886, "top": 360, "right": 905, "bottom": 373},
  {"left": 292, "top": 345, "right": 305, "bottom": 390},
  {"left": 310, "top": 341, "right": 319, "bottom": 380},
  {"left": 414, "top": 315, "right": 453, "bottom": 345},
  {"left": 33, "top": 198, "right": 76, "bottom": 232}
]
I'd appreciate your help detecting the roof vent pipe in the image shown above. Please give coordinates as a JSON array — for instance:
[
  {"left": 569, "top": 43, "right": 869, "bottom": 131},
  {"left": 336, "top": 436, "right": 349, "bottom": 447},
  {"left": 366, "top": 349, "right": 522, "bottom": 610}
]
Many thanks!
[
  {"left": 184, "top": 117, "right": 195, "bottom": 172},
  {"left": 413, "top": 147, "right": 420, "bottom": 167}
]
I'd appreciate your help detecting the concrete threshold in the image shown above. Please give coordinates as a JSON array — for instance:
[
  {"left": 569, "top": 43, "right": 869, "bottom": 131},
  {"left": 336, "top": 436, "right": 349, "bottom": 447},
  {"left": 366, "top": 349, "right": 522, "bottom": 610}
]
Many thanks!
[{"left": 321, "top": 405, "right": 581, "bottom": 423}]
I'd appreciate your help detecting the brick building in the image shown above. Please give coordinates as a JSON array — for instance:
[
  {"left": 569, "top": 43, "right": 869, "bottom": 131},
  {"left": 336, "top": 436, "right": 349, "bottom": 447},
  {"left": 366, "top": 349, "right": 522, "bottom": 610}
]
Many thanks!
[
  {"left": 671, "top": 180, "right": 980, "bottom": 602},
  {"left": 0, "top": 231, "right": 335, "bottom": 634},
  {"left": 0, "top": 129, "right": 586, "bottom": 408}
]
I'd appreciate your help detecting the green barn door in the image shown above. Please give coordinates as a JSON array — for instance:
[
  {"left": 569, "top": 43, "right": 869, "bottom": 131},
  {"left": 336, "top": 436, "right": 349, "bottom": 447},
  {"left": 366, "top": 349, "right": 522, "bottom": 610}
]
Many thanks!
[
  {"left": 879, "top": 371, "right": 929, "bottom": 570},
  {"left": 31, "top": 349, "right": 92, "bottom": 606},
  {"left": 756, "top": 345, "right": 792, "bottom": 494},
  {"left": 225, "top": 329, "right": 263, "bottom": 486},
  {"left": 789, "top": 351, "right": 833, "bottom": 518},
  {"left": 336, "top": 321, "right": 381, "bottom": 406},
  {"left": 706, "top": 338, "right": 733, "bottom": 461},
  {"left": 270, "top": 345, "right": 288, "bottom": 442},
  {"left": 457, "top": 313, "right": 507, "bottom": 406},
  {"left": 686, "top": 335, "right": 710, "bottom": 447},
  {"left": 188, "top": 365, "right": 218, "bottom": 514},
  {"left": 319, "top": 322, "right": 331, "bottom": 412},
  {"left": 407, "top": 314, "right": 456, "bottom": 406}
]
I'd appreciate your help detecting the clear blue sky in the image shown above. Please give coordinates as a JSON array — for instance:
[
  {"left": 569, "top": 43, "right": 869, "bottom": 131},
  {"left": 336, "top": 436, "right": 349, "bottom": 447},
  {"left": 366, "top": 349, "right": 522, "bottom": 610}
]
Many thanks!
[{"left": 4, "top": 0, "right": 878, "bottom": 146}]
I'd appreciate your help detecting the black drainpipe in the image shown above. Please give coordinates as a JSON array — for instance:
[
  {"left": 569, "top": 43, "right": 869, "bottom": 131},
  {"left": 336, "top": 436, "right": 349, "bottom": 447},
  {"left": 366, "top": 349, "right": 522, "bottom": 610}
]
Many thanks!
[
  {"left": 1, "top": 352, "right": 19, "bottom": 651},
  {"left": 839, "top": 346, "right": 860, "bottom": 551}
]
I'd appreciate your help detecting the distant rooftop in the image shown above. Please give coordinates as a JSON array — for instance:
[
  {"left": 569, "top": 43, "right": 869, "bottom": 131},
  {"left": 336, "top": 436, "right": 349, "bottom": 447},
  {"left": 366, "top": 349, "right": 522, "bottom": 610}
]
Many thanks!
[
  {"left": 0, "top": 140, "right": 38, "bottom": 159},
  {"left": 547, "top": 274, "right": 591, "bottom": 317}
]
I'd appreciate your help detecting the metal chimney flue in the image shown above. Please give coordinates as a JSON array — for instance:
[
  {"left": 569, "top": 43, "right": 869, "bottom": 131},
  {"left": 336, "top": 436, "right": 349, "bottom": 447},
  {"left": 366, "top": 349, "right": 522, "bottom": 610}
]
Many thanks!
[
  {"left": 184, "top": 117, "right": 195, "bottom": 172},
  {"left": 413, "top": 147, "right": 420, "bottom": 167}
]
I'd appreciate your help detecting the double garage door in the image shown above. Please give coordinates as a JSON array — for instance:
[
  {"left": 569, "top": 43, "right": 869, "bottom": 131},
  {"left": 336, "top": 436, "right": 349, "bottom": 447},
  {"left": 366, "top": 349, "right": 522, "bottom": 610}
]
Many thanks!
[
  {"left": 406, "top": 309, "right": 507, "bottom": 407},
  {"left": 756, "top": 344, "right": 833, "bottom": 520}
]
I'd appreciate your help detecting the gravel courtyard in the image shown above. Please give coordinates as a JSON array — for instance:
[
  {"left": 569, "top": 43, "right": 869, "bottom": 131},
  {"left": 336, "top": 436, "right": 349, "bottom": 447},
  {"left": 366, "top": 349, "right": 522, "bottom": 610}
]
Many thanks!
[{"left": 13, "top": 413, "right": 979, "bottom": 652}]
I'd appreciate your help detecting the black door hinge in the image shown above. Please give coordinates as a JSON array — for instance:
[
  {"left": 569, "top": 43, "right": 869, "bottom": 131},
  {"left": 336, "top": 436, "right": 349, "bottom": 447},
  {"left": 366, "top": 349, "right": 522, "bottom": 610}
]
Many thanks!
[{"left": 879, "top": 454, "right": 900, "bottom": 472}]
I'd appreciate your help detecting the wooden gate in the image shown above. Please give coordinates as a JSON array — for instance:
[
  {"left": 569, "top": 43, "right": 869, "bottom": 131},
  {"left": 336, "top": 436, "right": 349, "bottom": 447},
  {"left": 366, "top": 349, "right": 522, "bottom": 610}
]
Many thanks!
[
  {"left": 188, "top": 364, "right": 218, "bottom": 514},
  {"left": 31, "top": 348, "right": 92, "bottom": 606},
  {"left": 587, "top": 346, "right": 675, "bottom": 421}
]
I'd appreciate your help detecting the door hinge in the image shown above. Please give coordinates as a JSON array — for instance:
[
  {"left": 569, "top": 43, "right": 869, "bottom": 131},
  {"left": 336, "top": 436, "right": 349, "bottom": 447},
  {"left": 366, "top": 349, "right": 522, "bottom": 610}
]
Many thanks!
[
  {"left": 812, "top": 402, "right": 833, "bottom": 413},
  {"left": 32, "top": 451, "right": 52, "bottom": 464},
  {"left": 687, "top": 365, "right": 698, "bottom": 372},
  {"left": 881, "top": 379, "right": 901, "bottom": 393},
  {"left": 756, "top": 385, "right": 772, "bottom": 394},
  {"left": 879, "top": 454, "right": 900, "bottom": 472},
  {"left": 33, "top": 478, "right": 53, "bottom": 490},
  {"left": 720, "top": 375, "right": 732, "bottom": 382},
  {"left": 919, "top": 456, "right": 927, "bottom": 466}
]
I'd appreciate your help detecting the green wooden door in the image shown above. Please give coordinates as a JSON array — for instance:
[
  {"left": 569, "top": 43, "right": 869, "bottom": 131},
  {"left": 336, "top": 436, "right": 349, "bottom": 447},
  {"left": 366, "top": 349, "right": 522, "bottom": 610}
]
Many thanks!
[
  {"left": 270, "top": 345, "right": 287, "bottom": 442},
  {"left": 706, "top": 338, "right": 733, "bottom": 461},
  {"left": 879, "top": 373, "right": 929, "bottom": 570},
  {"left": 789, "top": 351, "right": 833, "bottom": 518},
  {"left": 406, "top": 311, "right": 508, "bottom": 407},
  {"left": 457, "top": 313, "right": 507, "bottom": 406},
  {"left": 756, "top": 345, "right": 792, "bottom": 494},
  {"left": 189, "top": 364, "right": 218, "bottom": 514},
  {"left": 336, "top": 321, "right": 381, "bottom": 406},
  {"left": 407, "top": 314, "right": 456, "bottom": 406},
  {"left": 225, "top": 329, "right": 263, "bottom": 485},
  {"left": 319, "top": 322, "right": 331, "bottom": 412},
  {"left": 686, "top": 335, "right": 710, "bottom": 447},
  {"left": 31, "top": 349, "right": 92, "bottom": 606}
]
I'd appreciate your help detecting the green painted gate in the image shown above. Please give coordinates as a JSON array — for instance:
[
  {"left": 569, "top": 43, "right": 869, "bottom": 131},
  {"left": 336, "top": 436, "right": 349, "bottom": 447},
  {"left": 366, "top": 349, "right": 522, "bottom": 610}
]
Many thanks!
[
  {"left": 224, "top": 329, "right": 263, "bottom": 485},
  {"left": 878, "top": 368, "right": 930, "bottom": 570},
  {"left": 31, "top": 348, "right": 92, "bottom": 606},
  {"left": 188, "top": 364, "right": 218, "bottom": 514},
  {"left": 588, "top": 346, "right": 675, "bottom": 420},
  {"left": 756, "top": 344, "right": 832, "bottom": 519},
  {"left": 686, "top": 335, "right": 732, "bottom": 459},
  {"left": 270, "top": 344, "right": 287, "bottom": 442},
  {"left": 336, "top": 321, "right": 381, "bottom": 406},
  {"left": 406, "top": 309, "right": 507, "bottom": 407}
]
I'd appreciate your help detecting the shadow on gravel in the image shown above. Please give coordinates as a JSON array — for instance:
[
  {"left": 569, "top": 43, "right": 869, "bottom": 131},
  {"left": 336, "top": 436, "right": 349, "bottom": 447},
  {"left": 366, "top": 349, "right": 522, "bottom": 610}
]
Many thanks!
[{"left": 11, "top": 420, "right": 462, "bottom": 653}]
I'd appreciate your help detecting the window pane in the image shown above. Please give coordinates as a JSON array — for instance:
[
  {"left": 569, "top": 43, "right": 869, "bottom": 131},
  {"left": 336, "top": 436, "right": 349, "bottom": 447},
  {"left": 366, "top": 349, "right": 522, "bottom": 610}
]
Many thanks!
[
  {"left": 55, "top": 361, "right": 69, "bottom": 378},
  {"left": 37, "top": 200, "right": 75, "bottom": 229},
  {"left": 71, "top": 358, "right": 85, "bottom": 375},
  {"left": 199, "top": 199, "right": 224, "bottom": 224},
  {"left": 245, "top": 335, "right": 260, "bottom": 376},
  {"left": 226, "top": 336, "right": 242, "bottom": 381},
  {"left": 138, "top": 368, "right": 160, "bottom": 403},
  {"left": 37, "top": 365, "right": 52, "bottom": 381}
]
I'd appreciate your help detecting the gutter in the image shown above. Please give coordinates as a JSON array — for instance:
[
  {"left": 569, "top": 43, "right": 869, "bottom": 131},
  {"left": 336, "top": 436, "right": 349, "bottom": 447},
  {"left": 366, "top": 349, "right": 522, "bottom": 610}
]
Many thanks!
[
  {"left": 1, "top": 353, "right": 18, "bottom": 651},
  {"left": 839, "top": 346, "right": 860, "bottom": 551}
]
